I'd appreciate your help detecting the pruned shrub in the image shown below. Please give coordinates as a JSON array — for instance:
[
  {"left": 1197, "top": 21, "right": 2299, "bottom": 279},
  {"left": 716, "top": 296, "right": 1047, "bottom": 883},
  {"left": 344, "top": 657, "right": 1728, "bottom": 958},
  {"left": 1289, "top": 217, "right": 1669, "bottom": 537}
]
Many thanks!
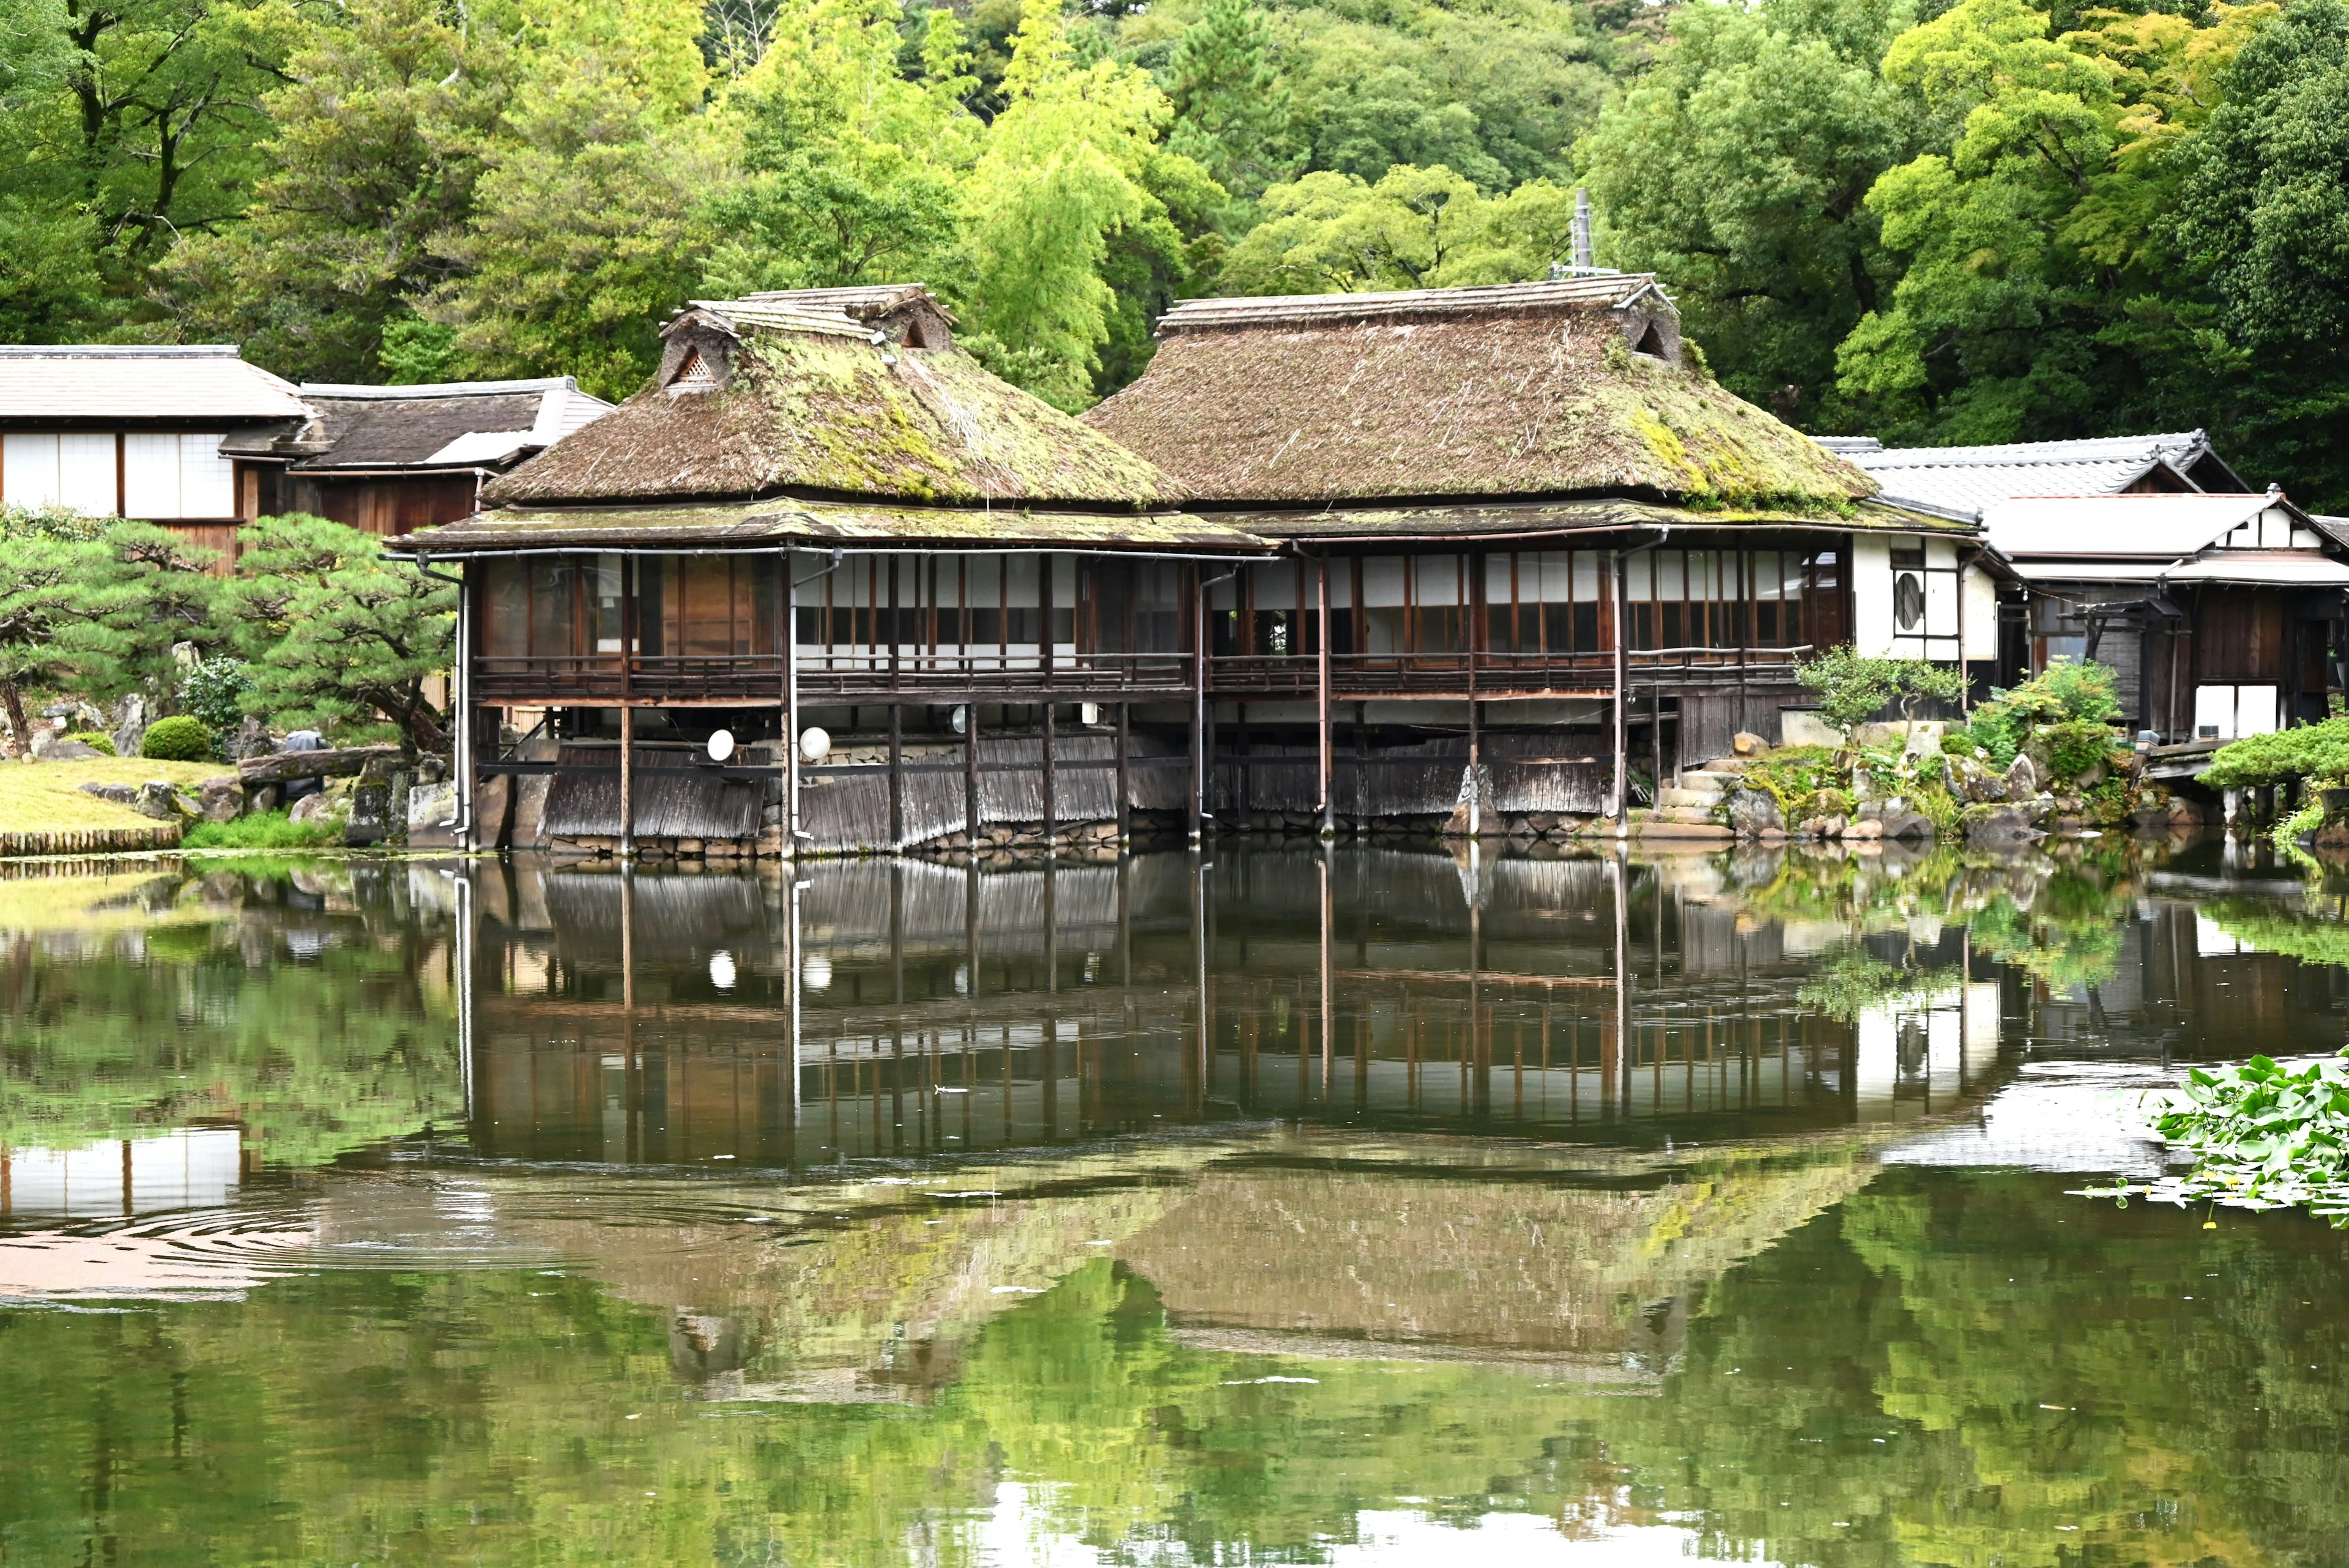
[{"left": 139, "top": 715, "right": 214, "bottom": 761}]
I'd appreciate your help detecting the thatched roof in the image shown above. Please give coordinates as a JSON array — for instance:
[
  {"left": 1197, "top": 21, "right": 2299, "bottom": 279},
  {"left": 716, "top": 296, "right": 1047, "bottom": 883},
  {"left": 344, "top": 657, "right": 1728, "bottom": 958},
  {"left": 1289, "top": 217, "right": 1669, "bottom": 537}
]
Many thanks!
[
  {"left": 1224, "top": 496, "right": 1965, "bottom": 543},
  {"left": 1085, "top": 278, "right": 1876, "bottom": 512},
  {"left": 482, "top": 292, "right": 1176, "bottom": 510},
  {"left": 387, "top": 496, "right": 1272, "bottom": 557}
]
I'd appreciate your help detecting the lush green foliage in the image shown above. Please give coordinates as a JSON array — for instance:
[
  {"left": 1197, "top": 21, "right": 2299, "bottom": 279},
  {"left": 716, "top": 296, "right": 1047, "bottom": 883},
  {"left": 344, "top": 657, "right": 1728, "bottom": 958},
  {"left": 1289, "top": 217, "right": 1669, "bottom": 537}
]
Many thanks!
[
  {"left": 1794, "top": 644, "right": 1969, "bottom": 730},
  {"left": 224, "top": 515, "right": 456, "bottom": 752},
  {"left": 183, "top": 807, "right": 339, "bottom": 849},
  {"left": 179, "top": 656, "right": 256, "bottom": 735},
  {"left": 10, "top": 0, "right": 2349, "bottom": 496},
  {"left": 139, "top": 714, "right": 215, "bottom": 760},
  {"left": 2121, "top": 1051, "right": 2349, "bottom": 1224},
  {"left": 1946, "top": 655, "right": 2121, "bottom": 768},
  {"left": 2203, "top": 713, "right": 2349, "bottom": 789}
]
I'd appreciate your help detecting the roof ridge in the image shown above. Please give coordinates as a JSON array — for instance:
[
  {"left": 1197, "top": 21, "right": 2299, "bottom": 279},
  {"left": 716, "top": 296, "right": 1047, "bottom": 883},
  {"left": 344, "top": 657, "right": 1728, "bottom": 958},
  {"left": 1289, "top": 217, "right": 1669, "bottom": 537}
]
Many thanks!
[
  {"left": 0, "top": 344, "right": 243, "bottom": 358},
  {"left": 300, "top": 377, "right": 584, "bottom": 399},
  {"left": 1157, "top": 277, "right": 1666, "bottom": 333}
]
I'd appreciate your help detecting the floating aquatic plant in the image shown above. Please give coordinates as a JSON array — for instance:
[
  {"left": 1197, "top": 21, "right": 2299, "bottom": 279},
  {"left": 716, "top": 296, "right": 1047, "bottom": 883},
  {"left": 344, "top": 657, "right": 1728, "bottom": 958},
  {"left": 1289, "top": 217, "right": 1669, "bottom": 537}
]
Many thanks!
[{"left": 2079, "top": 1051, "right": 2349, "bottom": 1227}]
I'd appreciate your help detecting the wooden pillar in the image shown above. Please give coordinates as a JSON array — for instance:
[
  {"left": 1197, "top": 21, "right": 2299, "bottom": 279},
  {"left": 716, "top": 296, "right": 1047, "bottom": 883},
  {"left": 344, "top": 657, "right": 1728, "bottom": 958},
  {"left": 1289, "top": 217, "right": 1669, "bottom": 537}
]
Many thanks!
[
  {"left": 1611, "top": 548, "right": 1629, "bottom": 826},
  {"left": 1192, "top": 570, "right": 1208, "bottom": 842},
  {"left": 887, "top": 703, "right": 904, "bottom": 851},
  {"left": 1115, "top": 702, "right": 1131, "bottom": 845},
  {"left": 1318, "top": 554, "right": 1334, "bottom": 838},
  {"left": 888, "top": 557, "right": 903, "bottom": 850},
  {"left": 618, "top": 704, "right": 635, "bottom": 858},
  {"left": 784, "top": 550, "right": 801, "bottom": 851},
  {"left": 1041, "top": 552, "right": 1056, "bottom": 846},
  {"left": 1466, "top": 695, "right": 1481, "bottom": 838},
  {"left": 964, "top": 703, "right": 980, "bottom": 845},
  {"left": 1234, "top": 702, "right": 1249, "bottom": 823},
  {"left": 1318, "top": 849, "right": 1334, "bottom": 1092},
  {"left": 1042, "top": 699, "right": 1057, "bottom": 846}
]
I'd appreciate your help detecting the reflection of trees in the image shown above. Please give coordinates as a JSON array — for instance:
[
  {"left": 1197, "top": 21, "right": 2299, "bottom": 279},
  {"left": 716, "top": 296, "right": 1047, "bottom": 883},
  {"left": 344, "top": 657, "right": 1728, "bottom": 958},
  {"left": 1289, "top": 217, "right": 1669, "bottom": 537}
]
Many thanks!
[
  {"left": 10, "top": 1164, "right": 2348, "bottom": 1564},
  {"left": 0, "top": 865, "right": 461, "bottom": 1167}
]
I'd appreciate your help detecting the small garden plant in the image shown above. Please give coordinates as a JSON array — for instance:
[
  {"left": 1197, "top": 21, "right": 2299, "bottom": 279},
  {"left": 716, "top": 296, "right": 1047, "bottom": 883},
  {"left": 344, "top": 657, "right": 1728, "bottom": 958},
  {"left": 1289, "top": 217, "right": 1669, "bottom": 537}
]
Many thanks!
[{"left": 139, "top": 715, "right": 215, "bottom": 760}]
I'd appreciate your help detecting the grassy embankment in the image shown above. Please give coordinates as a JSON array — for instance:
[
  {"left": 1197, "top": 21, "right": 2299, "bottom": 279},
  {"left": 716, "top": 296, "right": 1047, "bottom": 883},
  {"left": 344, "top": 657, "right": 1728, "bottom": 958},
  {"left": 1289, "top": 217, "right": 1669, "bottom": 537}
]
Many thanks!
[{"left": 0, "top": 757, "right": 229, "bottom": 833}]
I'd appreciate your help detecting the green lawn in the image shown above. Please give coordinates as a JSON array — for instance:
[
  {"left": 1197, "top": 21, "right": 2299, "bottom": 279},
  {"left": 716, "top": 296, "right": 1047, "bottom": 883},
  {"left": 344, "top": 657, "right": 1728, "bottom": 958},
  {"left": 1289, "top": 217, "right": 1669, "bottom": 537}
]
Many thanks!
[{"left": 0, "top": 756, "right": 234, "bottom": 833}]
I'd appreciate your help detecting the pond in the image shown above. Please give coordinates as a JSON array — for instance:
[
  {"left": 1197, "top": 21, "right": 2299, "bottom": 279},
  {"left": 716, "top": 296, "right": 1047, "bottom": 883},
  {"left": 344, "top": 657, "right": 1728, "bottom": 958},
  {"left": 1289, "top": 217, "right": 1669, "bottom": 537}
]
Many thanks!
[{"left": 2, "top": 839, "right": 2345, "bottom": 1566}]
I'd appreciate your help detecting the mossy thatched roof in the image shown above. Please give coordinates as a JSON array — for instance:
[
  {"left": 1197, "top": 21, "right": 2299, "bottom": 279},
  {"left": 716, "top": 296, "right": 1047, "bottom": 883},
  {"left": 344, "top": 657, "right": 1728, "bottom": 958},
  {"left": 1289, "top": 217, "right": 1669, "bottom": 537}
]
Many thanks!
[
  {"left": 1085, "top": 280, "right": 1877, "bottom": 512},
  {"left": 484, "top": 298, "right": 1177, "bottom": 510},
  {"left": 387, "top": 497, "right": 1272, "bottom": 556}
]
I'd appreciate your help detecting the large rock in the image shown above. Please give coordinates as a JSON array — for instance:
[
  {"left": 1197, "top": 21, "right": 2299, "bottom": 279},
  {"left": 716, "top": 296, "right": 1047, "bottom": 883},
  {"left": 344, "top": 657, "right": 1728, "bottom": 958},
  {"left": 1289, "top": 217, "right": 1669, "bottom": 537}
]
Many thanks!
[
  {"left": 406, "top": 781, "right": 459, "bottom": 848},
  {"left": 1880, "top": 809, "right": 1934, "bottom": 841},
  {"left": 42, "top": 740, "right": 102, "bottom": 760},
  {"left": 289, "top": 790, "right": 336, "bottom": 825},
  {"left": 224, "top": 715, "right": 273, "bottom": 762},
  {"left": 1726, "top": 786, "right": 1783, "bottom": 837},
  {"left": 1963, "top": 803, "right": 2038, "bottom": 845},
  {"left": 132, "top": 780, "right": 184, "bottom": 821},
  {"left": 1731, "top": 730, "right": 1769, "bottom": 757},
  {"left": 195, "top": 775, "right": 243, "bottom": 823},
  {"left": 110, "top": 694, "right": 146, "bottom": 760},
  {"left": 78, "top": 781, "right": 136, "bottom": 804},
  {"left": 2003, "top": 753, "right": 2038, "bottom": 799}
]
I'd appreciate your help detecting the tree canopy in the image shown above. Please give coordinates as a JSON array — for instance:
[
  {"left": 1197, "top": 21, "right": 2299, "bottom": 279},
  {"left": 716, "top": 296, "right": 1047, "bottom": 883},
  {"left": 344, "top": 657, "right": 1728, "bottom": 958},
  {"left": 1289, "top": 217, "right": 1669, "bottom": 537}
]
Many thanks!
[{"left": 6, "top": 0, "right": 2349, "bottom": 500}]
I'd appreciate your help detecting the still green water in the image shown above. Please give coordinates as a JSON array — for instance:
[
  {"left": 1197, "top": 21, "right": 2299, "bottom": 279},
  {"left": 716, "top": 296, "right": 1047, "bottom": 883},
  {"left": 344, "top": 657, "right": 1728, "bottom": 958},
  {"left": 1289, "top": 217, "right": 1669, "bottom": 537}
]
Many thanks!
[{"left": 1, "top": 841, "right": 2345, "bottom": 1566}]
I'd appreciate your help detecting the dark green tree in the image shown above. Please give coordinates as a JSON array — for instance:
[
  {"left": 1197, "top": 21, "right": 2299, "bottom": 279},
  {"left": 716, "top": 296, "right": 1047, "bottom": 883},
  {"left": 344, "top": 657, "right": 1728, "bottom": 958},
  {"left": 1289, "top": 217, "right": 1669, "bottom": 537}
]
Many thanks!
[
  {"left": 1165, "top": 0, "right": 1297, "bottom": 204},
  {"left": 226, "top": 514, "right": 455, "bottom": 753},
  {"left": 2175, "top": 0, "right": 2349, "bottom": 509}
]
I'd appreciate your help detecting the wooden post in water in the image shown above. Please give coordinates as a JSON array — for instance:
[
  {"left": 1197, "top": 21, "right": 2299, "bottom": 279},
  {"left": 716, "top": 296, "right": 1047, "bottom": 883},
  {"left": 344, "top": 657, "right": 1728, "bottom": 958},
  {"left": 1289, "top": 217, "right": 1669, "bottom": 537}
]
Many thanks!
[
  {"left": 964, "top": 704, "right": 980, "bottom": 847},
  {"left": 1318, "top": 555, "right": 1334, "bottom": 838},
  {"left": 1115, "top": 702, "right": 1131, "bottom": 845},
  {"left": 1611, "top": 549, "right": 1628, "bottom": 828},
  {"left": 618, "top": 705, "right": 635, "bottom": 859},
  {"left": 887, "top": 704, "right": 904, "bottom": 851},
  {"left": 1041, "top": 554, "right": 1056, "bottom": 846}
]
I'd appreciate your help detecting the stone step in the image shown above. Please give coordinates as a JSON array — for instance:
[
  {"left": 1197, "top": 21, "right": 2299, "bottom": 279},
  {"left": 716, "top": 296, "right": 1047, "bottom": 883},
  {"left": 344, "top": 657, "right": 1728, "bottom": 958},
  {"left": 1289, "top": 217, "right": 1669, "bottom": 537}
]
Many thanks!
[
  {"left": 1701, "top": 757, "right": 1752, "bottom": 775},
  {"left": 1647, "top": 804, "right": 1721, "bottom": 825},
  {"left": 1681, "top": 770, "right": 1744, "bottom": 789},
  {"left": 1657, "top": 787, "right": 1723, "bottom": 811}
]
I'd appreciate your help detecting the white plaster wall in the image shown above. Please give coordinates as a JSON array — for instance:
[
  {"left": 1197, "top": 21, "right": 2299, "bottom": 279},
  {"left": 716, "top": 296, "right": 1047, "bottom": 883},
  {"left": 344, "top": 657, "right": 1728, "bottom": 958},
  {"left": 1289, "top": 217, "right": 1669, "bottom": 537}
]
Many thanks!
[
  {"left": 1962, "top": 564, "right": 2000, "bottom": 661},
  {"left": 1851, "top": 533, "right": 1895, "bottom": 655}
]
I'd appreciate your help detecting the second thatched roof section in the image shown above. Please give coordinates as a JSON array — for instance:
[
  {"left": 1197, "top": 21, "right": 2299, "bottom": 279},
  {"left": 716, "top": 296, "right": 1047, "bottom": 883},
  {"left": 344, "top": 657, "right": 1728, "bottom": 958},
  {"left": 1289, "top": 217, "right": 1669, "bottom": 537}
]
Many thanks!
[
  {"left": 483, "top": 293, "right": 1176, "bottom": 511},
  {"left": 1085, "top": 277, "right": 1876, "bottom": 513}
]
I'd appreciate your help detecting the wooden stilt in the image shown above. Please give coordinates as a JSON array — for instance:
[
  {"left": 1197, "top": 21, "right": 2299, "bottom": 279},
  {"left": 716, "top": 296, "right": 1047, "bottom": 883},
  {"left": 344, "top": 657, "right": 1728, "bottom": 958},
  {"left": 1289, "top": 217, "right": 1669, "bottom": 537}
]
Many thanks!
[
  {"left": 1466, "top": 695, "right": 1480, "bottom": 838},
  {"left": 1611, "top": 549, "right": 1629, "bottom": 825},
  {"left": 1318, "top": 555, "right": 1334, "bottom": 838},
  {"left": 964, "top": 703, "right": 980, "bottom": 846},
  {"left": 1042, "top": 700, "right": 1056, "bottom": 847},
  {"left": 887, "top": 703, "right": 904, "bottom": 850},
  {"left": 1115, "top": 702, "right": 1131, "bottom": 845},
  {"left": 618, "top": 705, "right": 634, "bottom": 858}
]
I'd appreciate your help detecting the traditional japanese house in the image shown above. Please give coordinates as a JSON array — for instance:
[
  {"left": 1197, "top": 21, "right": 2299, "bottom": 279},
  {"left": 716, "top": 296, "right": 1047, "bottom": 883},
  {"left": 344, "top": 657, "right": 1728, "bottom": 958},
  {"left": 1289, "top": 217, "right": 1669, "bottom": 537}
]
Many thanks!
[
  {"left": 1085, "top": 278, "right": 1996, "bottom": 827},
  {"left": 1977, "top": 490, "right": 2349, "bottom": 740},
  {"left": 386, "top": 288, "right": 1274, "bottom": 857},
  {"left": 0, "top": 345, "right": 310, "bottom": 557},
  {"left": 262, "top": 377, "right": 612, "bottom": 536}
]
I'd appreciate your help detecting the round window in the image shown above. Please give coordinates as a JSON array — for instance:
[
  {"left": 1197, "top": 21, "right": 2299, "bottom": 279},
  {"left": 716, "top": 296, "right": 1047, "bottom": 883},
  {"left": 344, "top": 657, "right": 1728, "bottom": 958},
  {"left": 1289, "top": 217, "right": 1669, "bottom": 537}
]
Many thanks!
[{"left": 1894, "top": 571, "right": 1925, "bottom": 632}]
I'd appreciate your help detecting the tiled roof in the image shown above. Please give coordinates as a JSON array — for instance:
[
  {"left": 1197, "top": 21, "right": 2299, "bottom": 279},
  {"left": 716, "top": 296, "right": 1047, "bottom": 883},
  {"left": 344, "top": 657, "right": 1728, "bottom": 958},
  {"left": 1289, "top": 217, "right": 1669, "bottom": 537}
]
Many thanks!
[
  {"left": 0, "top": 346, "right": 309, "bottom": 422},
  {"left": 1835, "top": 432, "right": 2216, "bottom": 521},
  {"left": 291, "top": 377, "right": 611, "bottom": 469},
  {"left": 1980, "top": 492, "right": 2284, "bottom": 560}
]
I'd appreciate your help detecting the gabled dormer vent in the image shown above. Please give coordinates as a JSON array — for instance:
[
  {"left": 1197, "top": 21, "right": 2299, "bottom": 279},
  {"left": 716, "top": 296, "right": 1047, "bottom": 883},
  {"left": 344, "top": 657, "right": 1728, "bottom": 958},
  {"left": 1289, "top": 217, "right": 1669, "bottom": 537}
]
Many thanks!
[{"left": 670, "top": 350, "right": 719, "bottom": 393}]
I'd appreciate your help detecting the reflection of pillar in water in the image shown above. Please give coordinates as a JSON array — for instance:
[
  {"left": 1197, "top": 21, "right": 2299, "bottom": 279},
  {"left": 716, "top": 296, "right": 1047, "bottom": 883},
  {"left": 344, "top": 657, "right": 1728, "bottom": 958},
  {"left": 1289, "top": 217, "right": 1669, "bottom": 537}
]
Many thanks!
[
  {"left": 1468, "top": 852, "right": 1488, "bottom": 1117},
  {"left": 789, "top": 872, "right": 803, "bottom": 1121},
  {"left": 1318, "top": 849, "right": 1333, "bottom": 1094},
  {"left": 1610, "top": 851, "right": 1630, "bottom": 1120},
  {"left": 455, "top": 866, "right": 476, "bottom": 1122}
]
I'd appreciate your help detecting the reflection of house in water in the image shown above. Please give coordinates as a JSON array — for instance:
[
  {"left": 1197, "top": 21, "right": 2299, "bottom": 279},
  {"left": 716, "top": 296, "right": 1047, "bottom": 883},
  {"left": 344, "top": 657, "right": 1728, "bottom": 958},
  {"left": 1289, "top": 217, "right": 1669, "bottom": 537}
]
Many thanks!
[
  {"left": 0, "top": 1125, "right": 246, "bottom": 1221},
  {"left": 458, "top": 849, "right": 2013, "bottom": 1165}
]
